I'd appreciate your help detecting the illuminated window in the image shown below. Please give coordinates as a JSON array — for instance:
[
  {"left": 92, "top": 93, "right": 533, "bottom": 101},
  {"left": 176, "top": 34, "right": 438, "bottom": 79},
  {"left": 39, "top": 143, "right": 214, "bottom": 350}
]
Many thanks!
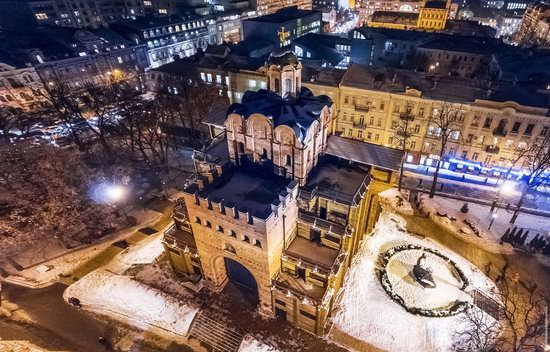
[
  {"left": 143, "top": 0, "right": 152, "bottom": 5},
  {"left": 159, "top": 8, "right": 167, "bottom": 14},
  {"left": 35, "top": 13, "right": 48, "bottom": 20}
]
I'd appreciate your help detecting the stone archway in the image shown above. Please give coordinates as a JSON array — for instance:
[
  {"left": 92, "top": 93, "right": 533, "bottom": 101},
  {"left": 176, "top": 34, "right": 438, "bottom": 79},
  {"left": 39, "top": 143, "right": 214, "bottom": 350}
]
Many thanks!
[{"left": 223, "top": 257, "right": 259, "bottom": 306}]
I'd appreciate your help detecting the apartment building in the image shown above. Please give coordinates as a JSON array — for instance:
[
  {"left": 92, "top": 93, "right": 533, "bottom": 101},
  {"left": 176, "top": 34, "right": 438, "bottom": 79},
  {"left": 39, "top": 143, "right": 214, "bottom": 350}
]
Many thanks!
[
  {"left": 112, "top": 15, "right": 217, "bottom": 68},
  {"left": 333, "top": 64, "right": 550, "bottom": 176},
  {"left": 514, "top": 0, "right": 550, "bottom": 46}
]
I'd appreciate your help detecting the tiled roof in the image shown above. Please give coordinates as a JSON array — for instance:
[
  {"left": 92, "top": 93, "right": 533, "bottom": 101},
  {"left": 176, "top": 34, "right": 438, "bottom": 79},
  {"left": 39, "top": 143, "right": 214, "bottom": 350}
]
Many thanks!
[
  {"left": 227, "top": 87, "right": 333, "bottom": 142},
  {"left": 325, "top": 135, "right": 403, "bottom": 171}
]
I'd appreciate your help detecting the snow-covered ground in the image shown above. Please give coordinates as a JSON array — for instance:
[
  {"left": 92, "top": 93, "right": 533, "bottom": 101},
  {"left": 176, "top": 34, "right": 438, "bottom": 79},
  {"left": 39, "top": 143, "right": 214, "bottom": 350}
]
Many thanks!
[
  {"left": 379, "top": 188, "right": 414, "bottom": 215},
  {"left": 330, "top": 211, "right": 497, "bottom": 352},
  {"left": 118, "top": 234, "right": 165, "bottom": 266},
  {"left": 386, "top": 249, "right": 470, "bottom": 311},
  {"left": 433, "top": 196, "right": 550, "bottom": 243},
  {"left": 3, "top": 240, "right": 115, "bottom": 288},
  {"left": 422, "top": 197, "right": 550, "bottom": 248},
  {"left": 2, "top": 210, "right": 165, "bottom": 288},
  {"left": 419, "top": 194, "right": 515, "bottom": 254},
  {"left": 239, "top": 335, "right": 279, "bottom": 352},
  {"left": 64, "top": 269, "right": 199, "bottom": 337}
]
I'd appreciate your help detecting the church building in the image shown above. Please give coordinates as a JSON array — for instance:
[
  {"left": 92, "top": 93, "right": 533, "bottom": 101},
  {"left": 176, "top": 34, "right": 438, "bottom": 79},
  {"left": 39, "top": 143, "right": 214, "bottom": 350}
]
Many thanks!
[{"left": 163, "top": 49, "right": 403, "bottom": 335}]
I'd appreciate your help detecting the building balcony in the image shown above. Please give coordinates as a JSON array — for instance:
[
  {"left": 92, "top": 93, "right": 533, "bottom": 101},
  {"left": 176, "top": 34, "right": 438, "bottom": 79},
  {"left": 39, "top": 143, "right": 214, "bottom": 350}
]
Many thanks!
[
  {"left": 297, "top": 212, "right": 352, "bottom": 239},
  {"left": 493, "top": 128, "right": 508, "bottom": 137},
  {"left": 352, "top": 122, "right": 366, "bottom": 129},
  {"left": 163, "top": 223, "right": 198, "bottom": 253},
  {"left": 354, "top": 103, "right": 370, "bottom": 112},
  {"left": 485, "top": 145, "right": 500, "bottom": 154},
  {"left": 284, "top": 236, "right": 345, "bottom": 273}
]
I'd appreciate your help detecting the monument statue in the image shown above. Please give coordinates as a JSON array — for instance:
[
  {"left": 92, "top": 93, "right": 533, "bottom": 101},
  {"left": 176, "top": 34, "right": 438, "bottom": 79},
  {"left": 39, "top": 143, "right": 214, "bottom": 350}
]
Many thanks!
[{"left": 413, "top": 253, "right": 436, "bottom": 288}]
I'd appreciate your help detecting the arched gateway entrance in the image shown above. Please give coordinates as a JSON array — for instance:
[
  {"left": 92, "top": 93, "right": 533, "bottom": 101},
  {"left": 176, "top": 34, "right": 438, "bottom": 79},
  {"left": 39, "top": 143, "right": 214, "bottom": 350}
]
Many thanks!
[{"left": 223, "top": 257, "right": 259, "bottom": 305}]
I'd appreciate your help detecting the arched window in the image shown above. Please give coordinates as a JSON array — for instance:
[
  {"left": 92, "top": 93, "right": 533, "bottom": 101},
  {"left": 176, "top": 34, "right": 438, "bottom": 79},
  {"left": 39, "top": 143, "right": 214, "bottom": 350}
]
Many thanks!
[
  {"left": 243, "top": 235, "right": 250, "bottom": 243},
  {"left": 261, "top": 148, "right": 268, "bottom": 159},
  {"left": 194, "top": 217, "right": 202, "bottom": 224},
  {"left": 205, "top": 220, "right": 212, "bottom": 228},
  {"left": 285, "top": 155, "right": 292, "bottom": 166},
  {"left": 230, "top": 230, "right": 237, "bottom": 238},
  {"left": 238, "top": 142, "right": 245, "bottom": 154},
  {"left": 254, "top": 239, "right": 262, "bottom": 248},
  {"left": 274, "top": 78, "right": 280, "bottom": 93},
  {"left": 284, "top": 78, "right": 292, "bottom": 95},
  {"left": 217, "top": 225, "right": 224, "bottom": 233}
]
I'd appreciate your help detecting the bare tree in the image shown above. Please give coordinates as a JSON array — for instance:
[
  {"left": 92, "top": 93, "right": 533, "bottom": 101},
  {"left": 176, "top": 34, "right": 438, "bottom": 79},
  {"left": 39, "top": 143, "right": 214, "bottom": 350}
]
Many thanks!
[
  {"left": 40, "top": 74, "right": 141, "bottom": 154},
  {"left": 0, "top": 141, "right": 121, "bottom": 257},
  {"left": 454, "top": 305, "right": 501, "bottom": 352},
  {"left": 0, "top": 106, "right": 20, "bottom": 140},
  {"left": 163, "top": 76, "right": 228, "bottom": 145},
  {"left": 510, "top": 133, "right": 550, "bottom": 223},
  {"left": 455, "top": 273, "right": 549, "bottom": 352},
  {"left": 427, "top": 102, "right": 463, "bottom": 198},
  {"left": 395, "top": 102, "right": 415, "bottom": 191}
]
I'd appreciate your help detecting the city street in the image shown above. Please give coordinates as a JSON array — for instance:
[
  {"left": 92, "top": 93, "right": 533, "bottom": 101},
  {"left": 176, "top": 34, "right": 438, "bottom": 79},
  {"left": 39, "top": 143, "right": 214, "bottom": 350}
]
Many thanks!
[
  {"left": 403, "top": 169, "right": 550, "bottom": 214},
  {"left": 1, "top": 283, "right": 116, "bottom": 351}
]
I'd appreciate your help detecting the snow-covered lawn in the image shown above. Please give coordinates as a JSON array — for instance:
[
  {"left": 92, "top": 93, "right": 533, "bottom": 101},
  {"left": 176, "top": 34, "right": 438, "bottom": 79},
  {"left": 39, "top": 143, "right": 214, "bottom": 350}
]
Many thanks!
[
  {"left": 64, "top": 269, "right": 199, "bottom": 336},
  {"left": 432, "top": 196, "right": 550, "bottom": 243},
  {"left": 239, "top": 335, "right": 280, "bottom": 352},
  {"left": 119, "top": 235, "right": 165, "bottom": 265},
  {"left": 419, "top": 194, "right": 515, "bottom": 254},
  {"left": 106, "top": 233, "right": 166, "bottom": 274},
  {"left": 329, "top": 211, "right": 497, "bottom": 352},
  {"left": 386, "top": 249, "right": 470, "bottom": 311}
]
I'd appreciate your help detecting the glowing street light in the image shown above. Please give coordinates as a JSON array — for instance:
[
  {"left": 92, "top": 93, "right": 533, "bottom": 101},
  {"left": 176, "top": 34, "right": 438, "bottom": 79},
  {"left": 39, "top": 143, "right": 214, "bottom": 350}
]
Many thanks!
[
  {"left": 500, "top": 181, "right": 516, "bottom": 195},
  {"left": 106, "top": 184, "right": 125, "bottom": 202},
  {"left": 491, "top": 181, "right": 516, "bottom": 211},
  {"left": 104, "top": 184, "right": 128, "bottom": 221}
]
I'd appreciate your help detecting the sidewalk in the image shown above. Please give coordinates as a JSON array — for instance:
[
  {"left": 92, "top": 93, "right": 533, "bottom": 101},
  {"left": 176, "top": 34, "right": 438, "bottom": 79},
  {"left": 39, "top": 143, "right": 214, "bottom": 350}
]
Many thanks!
[
  {"left": 403, "top": 172, "right": 550, "bottom": 216},
  {"left": 2, "top": 201, "right": 173, "bottom": 289}
]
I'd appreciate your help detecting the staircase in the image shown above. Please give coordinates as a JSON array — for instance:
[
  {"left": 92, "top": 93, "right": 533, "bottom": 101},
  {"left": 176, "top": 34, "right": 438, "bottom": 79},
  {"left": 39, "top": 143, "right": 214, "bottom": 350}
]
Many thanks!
[{"left": 189, "top": 313, "right": 244, "bottom": 352}]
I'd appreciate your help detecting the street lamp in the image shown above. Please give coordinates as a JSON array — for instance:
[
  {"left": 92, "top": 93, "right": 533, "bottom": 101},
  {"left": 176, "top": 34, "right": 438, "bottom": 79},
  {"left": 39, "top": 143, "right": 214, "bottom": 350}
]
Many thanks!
[
  {"left": 489, "top": 213, "right": 498, "bottom": 230},
  {"left": 105, "top": 184, "right": 128, "bottom": 221},
  {"left": 106, "top": 184, "right": 124, "bottom": 202},
  {"left": 491, "top": 181, "right": 516, "bottom": 211}
]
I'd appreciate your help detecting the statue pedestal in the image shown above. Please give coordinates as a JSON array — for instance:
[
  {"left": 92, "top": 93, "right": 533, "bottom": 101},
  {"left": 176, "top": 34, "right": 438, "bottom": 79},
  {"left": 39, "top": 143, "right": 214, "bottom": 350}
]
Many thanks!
[{"left": 413, "top": 256, "right": 436, "bottom": 288}]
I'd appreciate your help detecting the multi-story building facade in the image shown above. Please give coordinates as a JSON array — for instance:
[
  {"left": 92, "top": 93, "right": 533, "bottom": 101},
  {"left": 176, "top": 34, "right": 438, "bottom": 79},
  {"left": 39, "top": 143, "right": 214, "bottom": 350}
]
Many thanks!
[
  {"left": 496, "top": 10, "right": 523, "bottom": 39},
  {"left": 364, "top": 0, "right": 455, "bottom": 30},
  {"left": 253, "top": 0, "right": 312, "bottom": 16},
  {"left": 0, "top": 0, "right": 106, "bottom": 29},
  {"left": 415, "top": 36, "right": 505, "bottom": 79},
  {"left": 0, "top": 28, "right": 149, "bottom": 90},
  {"left": 242, "top": 7, "right": 322, "bottom": 47},
  {"left": 112, "top": 15, "right": 217, "bottom": 68},
  {"left": 0, "top": 63, "right": 44, "bottom": 109},
  {"left": 208, "top": 11, "right": 243, "bottom": 43},
  {"left": 333, "top": 64, "right": 550, "bottom": 176},
  {"left": 514, "top": 0, "right": 550, "bottom": 46},
  {"left": 162, "top": 49, "right": 401, "bottom": 335}
]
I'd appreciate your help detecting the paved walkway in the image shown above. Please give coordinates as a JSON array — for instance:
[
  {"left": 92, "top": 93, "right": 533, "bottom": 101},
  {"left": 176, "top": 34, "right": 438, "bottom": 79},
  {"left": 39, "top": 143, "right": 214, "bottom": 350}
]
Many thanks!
[{"left": 403, "top": 172, "right": 550, "bottom": 215}]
